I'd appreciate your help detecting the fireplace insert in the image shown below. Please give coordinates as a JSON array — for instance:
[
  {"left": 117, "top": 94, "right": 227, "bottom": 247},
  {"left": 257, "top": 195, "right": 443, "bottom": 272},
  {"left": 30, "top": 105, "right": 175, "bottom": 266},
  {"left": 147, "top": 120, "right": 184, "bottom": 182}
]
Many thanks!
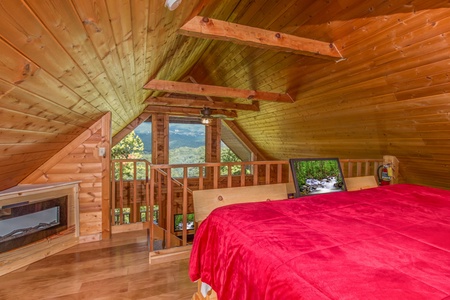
[{"left": 0, "top": 196, "right": 68, "bottom": 253}]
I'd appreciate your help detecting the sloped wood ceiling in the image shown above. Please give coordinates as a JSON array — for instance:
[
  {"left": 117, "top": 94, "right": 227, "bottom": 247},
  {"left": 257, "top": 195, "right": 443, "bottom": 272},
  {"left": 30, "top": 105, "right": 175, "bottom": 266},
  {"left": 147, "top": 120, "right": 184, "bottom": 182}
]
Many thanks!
[{"left": 0, "top": 0, "right": 449, "bottom": 190}]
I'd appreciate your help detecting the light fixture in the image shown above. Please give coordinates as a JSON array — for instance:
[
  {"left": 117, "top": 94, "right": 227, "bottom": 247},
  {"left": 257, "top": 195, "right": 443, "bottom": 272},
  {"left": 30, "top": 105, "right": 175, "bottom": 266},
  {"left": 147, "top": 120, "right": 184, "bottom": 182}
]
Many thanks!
[
  {"left": 201, "top": 117, "right": 212, "bottom": 125},
  {"left": 165, "top": 0, "right": 182, "bottom": 11},
  {"left": 200, "top": 107, "right": 213, "bottom": 125}
]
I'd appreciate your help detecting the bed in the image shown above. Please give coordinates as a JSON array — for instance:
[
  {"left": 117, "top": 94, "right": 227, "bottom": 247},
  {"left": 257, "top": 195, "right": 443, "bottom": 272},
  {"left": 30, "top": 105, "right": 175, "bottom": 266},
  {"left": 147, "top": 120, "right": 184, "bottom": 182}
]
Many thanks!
[{"left": 189, "top": 183, "right": 450, "bottom": 299}]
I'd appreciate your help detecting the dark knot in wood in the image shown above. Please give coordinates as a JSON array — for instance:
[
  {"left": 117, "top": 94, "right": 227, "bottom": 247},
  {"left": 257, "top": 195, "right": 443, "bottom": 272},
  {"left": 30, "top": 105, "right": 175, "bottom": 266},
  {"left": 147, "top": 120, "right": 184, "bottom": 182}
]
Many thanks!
[
  {"left": 202, "top": 17, "right": 210, "bottom": 23},
  {"left": 275, "top": 33, "right": 281, "bottom": 39},
  {"left": 217, "top": 195, "right": 224, "bottom": 201}
]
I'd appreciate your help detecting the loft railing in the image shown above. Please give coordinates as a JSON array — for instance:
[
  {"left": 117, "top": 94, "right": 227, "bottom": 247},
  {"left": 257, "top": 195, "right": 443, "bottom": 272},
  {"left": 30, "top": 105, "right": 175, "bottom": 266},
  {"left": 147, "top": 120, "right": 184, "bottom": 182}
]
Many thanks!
[
  {"left": 340, "top": 158, "right": 384, "bottom": 179},
  {"left": 111, "top": 159, "right": 291, "bottom": 251},
  {"left": 148, "top": 161, "right": 290, "bottom": 250},
  {"left": 111, "top": 157, "right": 393, "bottom": 253},
  {"left": 111, "top": 159, "right": 151, "bottom": 225}
]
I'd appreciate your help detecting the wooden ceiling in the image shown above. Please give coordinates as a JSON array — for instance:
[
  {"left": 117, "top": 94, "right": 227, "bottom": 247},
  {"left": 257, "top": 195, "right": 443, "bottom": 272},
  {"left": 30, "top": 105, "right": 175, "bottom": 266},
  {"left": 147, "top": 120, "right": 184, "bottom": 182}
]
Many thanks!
[{"left": 1, "top": 0, "right": 450, "bottom": 190}]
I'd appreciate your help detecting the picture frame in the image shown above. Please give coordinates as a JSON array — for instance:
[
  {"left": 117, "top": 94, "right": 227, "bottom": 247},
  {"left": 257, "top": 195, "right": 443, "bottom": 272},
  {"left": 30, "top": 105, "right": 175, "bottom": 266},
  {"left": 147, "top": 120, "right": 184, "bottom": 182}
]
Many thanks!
[
  {"left": 173, "top": 213, "right": 195, "bottom": 232},
  {"left": 289, "top": 157, "right": 346, "bottom": 197}
]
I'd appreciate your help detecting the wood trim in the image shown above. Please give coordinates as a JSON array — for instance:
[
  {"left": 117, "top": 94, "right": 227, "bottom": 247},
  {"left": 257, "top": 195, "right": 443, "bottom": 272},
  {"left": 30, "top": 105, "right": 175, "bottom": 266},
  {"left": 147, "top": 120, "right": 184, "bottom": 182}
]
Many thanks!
[
  {"left": 144, "top": 96, "right": 260, "bottom": 111},
  {"left": 149, "top": 245, "right": 192, "bottom": 265},
  {"left": 179, "top": 16, "right": 343, "bottom": 60},
  {"left": 192, "top": 183, "right": 288, "bottom": 223},
  {"left": 345, "top": 175, "right": 378, "bottom": 191},
  {"left": 223, "top": 120, "right": 266, "bottom": 160},
  {"left": 112, "top": 112, "right": 151, "bottom": 147},
  {"left": 144, "top": 79, "right": 293, "bottom": 103},
  {"left": 145, "top": 105, "right": 237, "bottom": 118},
  {"left": 101, "top": 112, "right": 112, "bottom": 239}
]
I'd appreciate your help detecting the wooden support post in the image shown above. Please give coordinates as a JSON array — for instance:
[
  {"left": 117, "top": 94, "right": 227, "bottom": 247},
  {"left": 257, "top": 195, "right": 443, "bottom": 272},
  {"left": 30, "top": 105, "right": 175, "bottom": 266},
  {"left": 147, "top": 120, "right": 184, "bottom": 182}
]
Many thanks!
[{"left": 383, "top": 155, "right": 400, "bottom": 184}]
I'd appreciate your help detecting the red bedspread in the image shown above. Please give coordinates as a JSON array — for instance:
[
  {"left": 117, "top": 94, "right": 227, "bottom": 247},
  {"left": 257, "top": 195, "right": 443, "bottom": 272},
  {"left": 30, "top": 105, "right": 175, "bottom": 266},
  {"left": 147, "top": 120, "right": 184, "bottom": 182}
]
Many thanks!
[{"left": 189, "top": 184, "right": 450, "bottom": 299}]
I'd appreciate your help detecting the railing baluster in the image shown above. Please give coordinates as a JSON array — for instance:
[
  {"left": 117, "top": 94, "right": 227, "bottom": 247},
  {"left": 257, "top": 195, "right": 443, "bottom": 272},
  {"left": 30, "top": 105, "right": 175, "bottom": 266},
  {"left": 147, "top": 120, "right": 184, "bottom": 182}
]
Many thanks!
[
  {"left": 119, "top": 162, "right": 124, "bottom": 225},
  {"left": 348, "top": 162, "right": 353, "bottom": 177},
  {"left": 133, "top": 161, "right": 137, "bottom": 223},
  {"left": 182, "top": 167, "right": 188, "bottom": 246},
  {"left": 166, "top": 168, "right": 172, "bottom": 249},
  {"left": 277, "top": 163, "right": 282, "bottom": 183},
  {"left": 240, "top": 163, "right": 245, "bottom": 187},
  {"left": 356, "top": 162, "right": 362, "bottom": 177},
  {"left": 265, "top": 164, "right": 271, "bottom": 185},
  {"left": 227, "top": 165, "right": 232, "bottom": 188},
  {"left": 374, "top": 162, "right": 380, "bottom": 178},
  {"left": 213, "top": 165, "right": 219, "bottom": 189},
  {"left": 149, "top": 167, "right": 155, "bottom": 252},
  {"left": 145, "top": 162, "right": 150, "bottom": 223},
  {"left": 198, "top": 166, "right": 204, "bottom": 190},
  {"left": 111, "top": 162, "right": 116, "bottom": 225},
  {"left": 253, "top": 164, "right": 258, "bottom": 186}
]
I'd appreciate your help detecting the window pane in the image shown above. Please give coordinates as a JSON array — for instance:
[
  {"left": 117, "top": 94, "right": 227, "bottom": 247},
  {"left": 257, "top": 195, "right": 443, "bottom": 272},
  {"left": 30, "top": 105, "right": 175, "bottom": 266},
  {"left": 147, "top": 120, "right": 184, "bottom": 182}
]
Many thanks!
[
  {"left": 169, "top": 118, "right": 205, "bottom": 170},
  {"left": 221, "top": 121, "right": 252, "bottom": 162}
]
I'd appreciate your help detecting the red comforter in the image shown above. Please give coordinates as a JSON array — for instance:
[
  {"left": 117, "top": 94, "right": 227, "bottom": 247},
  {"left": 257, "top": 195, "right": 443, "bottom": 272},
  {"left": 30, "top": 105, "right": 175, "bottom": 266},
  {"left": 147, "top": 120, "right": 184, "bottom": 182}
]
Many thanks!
[{"left": 189, "top": 184, "right": 450, "bottom": 299}]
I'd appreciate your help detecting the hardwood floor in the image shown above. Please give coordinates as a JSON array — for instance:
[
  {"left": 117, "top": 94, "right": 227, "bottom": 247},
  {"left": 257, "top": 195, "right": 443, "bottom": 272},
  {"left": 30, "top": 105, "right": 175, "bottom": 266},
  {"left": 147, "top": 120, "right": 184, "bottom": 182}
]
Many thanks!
[{"left": 0, "top": 230, "right": 197, "bottom": 299}]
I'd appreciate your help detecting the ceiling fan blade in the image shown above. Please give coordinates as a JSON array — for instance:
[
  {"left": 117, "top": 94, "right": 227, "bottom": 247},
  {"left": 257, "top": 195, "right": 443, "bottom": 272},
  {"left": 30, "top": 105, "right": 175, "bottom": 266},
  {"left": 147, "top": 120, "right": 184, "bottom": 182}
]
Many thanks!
[{"left": 211, "top": 114, "right": 227, "bottom": 118}]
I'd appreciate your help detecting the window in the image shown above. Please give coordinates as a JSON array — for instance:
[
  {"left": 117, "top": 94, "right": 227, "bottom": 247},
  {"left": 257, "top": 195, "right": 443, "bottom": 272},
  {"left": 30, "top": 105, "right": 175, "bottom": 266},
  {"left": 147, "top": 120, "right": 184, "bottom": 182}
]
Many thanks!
[
  {"left": 220, "top": 121, "right": 253, "bottom": 175},
  {"left": 111, "top": 118, "right": 151, "bottom": 180},
  {"left": 134, "top": 120, "right": 152, "bottom": 162},
  {"left": 169, "top": 117, "right": 205, "bottom": 177}
]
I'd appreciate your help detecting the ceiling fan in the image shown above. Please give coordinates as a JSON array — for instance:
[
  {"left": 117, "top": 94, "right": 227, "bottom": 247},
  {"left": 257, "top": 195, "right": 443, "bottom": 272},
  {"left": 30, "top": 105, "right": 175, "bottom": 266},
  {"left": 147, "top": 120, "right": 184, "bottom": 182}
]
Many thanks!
[{"left": 200, "top": 107, "right": 234, "bottom": 125}]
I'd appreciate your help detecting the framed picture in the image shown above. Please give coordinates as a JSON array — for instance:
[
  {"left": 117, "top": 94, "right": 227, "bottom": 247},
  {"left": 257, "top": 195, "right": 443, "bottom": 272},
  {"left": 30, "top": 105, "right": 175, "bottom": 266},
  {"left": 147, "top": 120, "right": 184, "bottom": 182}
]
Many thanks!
[
  {"left": 174, "top": 213, "right": 195, "bottom": 232},
  {"left": 289, "top": 158, "right": 346, "bottom": 197}
]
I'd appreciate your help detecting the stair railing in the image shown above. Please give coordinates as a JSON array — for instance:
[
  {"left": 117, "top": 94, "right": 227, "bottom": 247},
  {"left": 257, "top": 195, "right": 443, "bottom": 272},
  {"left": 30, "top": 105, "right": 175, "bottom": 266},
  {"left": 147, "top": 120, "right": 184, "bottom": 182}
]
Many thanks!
[{"left": 111, "top": 159, "right": 291, "bottom": 251}]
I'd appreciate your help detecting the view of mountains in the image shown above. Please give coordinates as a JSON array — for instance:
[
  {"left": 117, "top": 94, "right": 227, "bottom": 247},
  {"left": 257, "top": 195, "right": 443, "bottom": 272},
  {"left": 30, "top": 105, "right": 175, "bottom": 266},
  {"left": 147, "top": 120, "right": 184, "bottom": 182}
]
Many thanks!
[{"left": 134, "top": 122, "right": 206, "bottom": 155}]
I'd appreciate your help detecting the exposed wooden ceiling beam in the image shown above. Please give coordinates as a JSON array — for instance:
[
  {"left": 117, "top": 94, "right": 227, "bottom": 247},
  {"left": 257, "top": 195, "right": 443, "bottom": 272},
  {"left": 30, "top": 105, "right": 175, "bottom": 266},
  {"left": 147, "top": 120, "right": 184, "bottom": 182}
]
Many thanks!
[
  {"left": 179, "top": 16, "right": 343, "bottom": 61},
  {"left": 144, "top": 96, "right": 259, "bottom": 111},
  {"left": 144, "top": 79, "right": 293, "bottom": 103},
  {"left": 144, "top": 105, "right": 237, "bottom": 118}
]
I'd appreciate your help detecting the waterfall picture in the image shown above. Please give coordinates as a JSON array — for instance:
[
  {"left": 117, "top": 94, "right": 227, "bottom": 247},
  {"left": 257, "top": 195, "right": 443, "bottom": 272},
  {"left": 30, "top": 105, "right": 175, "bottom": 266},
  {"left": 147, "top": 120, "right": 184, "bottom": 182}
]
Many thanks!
[{"left": 289, "top": 158, "right": 346, "bottom": 197}]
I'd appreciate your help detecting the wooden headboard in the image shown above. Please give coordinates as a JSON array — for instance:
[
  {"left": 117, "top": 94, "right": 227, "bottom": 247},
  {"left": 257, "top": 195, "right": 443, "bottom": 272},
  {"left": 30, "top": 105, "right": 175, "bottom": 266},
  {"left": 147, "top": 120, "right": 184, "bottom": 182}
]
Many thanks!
[{"left": 193, "top": 183, "right": 288, "bottom": 223}]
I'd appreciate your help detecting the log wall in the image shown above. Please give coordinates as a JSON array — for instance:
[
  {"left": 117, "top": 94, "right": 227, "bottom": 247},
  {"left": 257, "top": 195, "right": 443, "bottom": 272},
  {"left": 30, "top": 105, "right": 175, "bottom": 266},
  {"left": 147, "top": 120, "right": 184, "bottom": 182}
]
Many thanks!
[{"left": 20, "top": 113, "right": 111, "bottom": 242}]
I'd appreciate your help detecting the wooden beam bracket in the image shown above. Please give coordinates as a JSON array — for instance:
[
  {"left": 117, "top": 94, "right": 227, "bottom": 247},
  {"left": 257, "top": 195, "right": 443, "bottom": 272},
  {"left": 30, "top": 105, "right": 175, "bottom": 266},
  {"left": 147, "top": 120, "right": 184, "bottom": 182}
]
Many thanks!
[
  {"left": 144, "top": 96, "right": 260, "bottom": 111},
  {"left": 143, "top": 79, "right": 294, "bottom": 103},
  {"left": 179, "top": 16, "right": 343, "bottom": 61}
]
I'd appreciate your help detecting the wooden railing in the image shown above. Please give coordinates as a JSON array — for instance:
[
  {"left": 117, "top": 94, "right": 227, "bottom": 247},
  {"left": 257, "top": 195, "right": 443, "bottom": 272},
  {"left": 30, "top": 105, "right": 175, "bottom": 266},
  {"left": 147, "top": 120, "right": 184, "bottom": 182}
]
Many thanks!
[
  {"left": 340, "top": 158, "right": 383, "bottom": 179},
  {"left": 111, "top": 156, "right": 398, "bottom": 254},
  {"left": 111, "top": 159, "right": 151, "bottom": 225},
  {"left": 111, "top": 160, "right": 291, "bottom": 251},
  {"left": 340, "top": 155, "right": 399, "bottom": 184},
  {"left": 148, "top": 160, "right": 290, "bottom": 250}
]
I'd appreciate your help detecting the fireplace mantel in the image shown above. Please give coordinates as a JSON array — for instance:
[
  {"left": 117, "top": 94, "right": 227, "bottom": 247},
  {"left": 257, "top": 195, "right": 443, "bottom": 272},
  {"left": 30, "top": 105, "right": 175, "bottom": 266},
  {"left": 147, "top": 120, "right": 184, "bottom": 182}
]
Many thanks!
[{"left": 0, "top": 182, "right": 80, "bottom": 276}]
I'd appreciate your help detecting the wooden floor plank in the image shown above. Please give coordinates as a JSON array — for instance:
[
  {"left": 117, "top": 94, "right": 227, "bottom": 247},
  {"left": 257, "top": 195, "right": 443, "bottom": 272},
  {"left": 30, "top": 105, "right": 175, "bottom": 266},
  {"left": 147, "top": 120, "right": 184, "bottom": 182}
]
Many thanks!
[{"left": 0, "top": 230, "right": 196, "bottom": 300}]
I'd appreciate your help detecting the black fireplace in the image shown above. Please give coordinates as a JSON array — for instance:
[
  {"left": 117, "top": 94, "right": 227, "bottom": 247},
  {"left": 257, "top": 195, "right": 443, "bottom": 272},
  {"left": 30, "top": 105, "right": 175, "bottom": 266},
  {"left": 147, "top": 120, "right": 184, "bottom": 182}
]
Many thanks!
[{"left": 0, "top": 196, "right": 68, "bottom": 253}]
